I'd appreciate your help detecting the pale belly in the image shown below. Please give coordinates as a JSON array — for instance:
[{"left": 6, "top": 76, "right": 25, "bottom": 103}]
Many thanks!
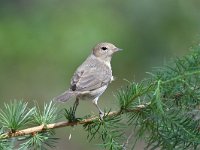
[{"left": 76, "top": 85, "right": 108, "bottom": 101}]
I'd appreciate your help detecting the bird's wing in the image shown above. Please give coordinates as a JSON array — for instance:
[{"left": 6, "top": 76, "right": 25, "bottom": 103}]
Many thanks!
[{"left": 70, "top": 59, "right": 112, "bottom": 92}]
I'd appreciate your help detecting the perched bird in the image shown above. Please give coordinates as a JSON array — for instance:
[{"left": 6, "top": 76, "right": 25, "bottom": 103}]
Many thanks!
[{"left": 54, "top": 42, "right": 122, "bottom": 118}]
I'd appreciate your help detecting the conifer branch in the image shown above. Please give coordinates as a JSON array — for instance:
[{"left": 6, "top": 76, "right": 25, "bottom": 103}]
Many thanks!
[
  {"left": 0, "top": 103, "right": 150, "bottom": 140},
  {"left": 0, "top": 111, "right": 118, "bottom": 139}
]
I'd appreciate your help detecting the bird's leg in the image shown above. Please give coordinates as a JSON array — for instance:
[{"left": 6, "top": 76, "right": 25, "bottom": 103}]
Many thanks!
[
  {"left": 70, "top": 97, "right": 79, "bottom": 120},
  {"left": 73, "top": 98, "right": 79, "bottom": 112},
  {"left": 69, "top": 98, "right": 82, "bottom": 122},
  {"left": 92, "top": 97, "right": 104, "bottom": 119}
]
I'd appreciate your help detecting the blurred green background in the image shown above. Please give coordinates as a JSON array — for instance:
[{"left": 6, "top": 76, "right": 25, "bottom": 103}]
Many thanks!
[{"left": 0, "top": 0, "right": 200, "bottom": 149}]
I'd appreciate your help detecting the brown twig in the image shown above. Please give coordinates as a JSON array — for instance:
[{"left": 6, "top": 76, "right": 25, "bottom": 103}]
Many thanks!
[
  {"left": 0, "top": 103, "right": 149, "bottom": 140},
  {"left": 1, "top": 111, "right": 119, "bottom": 139}
]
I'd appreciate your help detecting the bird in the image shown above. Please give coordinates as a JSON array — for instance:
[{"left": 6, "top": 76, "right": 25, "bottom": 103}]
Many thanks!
[{"left": 54, "top": 42, "right": 122, "bottom": 118}]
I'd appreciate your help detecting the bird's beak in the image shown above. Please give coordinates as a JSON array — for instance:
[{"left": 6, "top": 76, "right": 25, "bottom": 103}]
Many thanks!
[{"left": 115, "top": 48, "right": 123, "bottom": 52}]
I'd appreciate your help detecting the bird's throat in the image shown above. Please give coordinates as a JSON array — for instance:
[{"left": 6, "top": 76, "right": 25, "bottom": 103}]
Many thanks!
[{"left": 98, "top": 57, "right": 112, "bottom": 69}]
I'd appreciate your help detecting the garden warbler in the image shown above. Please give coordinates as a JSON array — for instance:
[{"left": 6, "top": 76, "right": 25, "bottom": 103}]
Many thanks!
[{"left": 54, "top": 42, "right": 122, "bottom": 118}]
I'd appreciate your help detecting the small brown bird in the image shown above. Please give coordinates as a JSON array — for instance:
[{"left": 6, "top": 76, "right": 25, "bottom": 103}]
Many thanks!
[{"left": 54, "top": 42, "right": 122, "bottom": 117}]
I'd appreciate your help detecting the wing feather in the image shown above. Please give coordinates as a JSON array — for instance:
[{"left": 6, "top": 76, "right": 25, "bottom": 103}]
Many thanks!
[{"left": 70, "top": 56, "right": 112, "bottom": 92}]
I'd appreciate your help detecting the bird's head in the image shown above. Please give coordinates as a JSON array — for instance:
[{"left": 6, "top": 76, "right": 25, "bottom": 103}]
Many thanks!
[{"left": 92, "top": 42, "right": 122, "bottom": 61}]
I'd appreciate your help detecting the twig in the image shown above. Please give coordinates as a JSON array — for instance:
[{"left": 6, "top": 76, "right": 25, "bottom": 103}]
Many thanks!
[
  {"left": 0, "top": 104, "right": 148, "bottom": 140},
  {"left": 1, "top": 111, "right": 119, "bottom": 139}
]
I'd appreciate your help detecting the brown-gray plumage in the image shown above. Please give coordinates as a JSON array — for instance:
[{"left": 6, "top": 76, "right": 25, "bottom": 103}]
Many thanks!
[{"left": 54, "top": 42, "right": 122, "bottom": 117}]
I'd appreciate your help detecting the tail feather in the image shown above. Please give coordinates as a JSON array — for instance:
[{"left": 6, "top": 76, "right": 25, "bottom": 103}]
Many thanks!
[{"left": 53, "top": 90, "right": 74, "bottom": 102}]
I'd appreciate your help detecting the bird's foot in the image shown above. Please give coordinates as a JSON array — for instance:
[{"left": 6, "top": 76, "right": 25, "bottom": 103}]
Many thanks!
[
  {"left": 64, "top": 106, "right": 79, "bottom": 123},
  {"left": 99, "top": 111, "right": 105, "bottom": 120}
]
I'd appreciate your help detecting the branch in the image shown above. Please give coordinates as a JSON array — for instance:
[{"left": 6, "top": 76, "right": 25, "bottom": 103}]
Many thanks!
[
  {"left": 1, "top": 111, "right": 119, "bottom": 139},
  {"left": 1, "top": 103, "right": 149, "bottom": 140}
]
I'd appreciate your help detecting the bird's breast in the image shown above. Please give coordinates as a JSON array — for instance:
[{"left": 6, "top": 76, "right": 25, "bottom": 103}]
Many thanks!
[{"left": 77, "top": 85, "right": 108, "bottom": 101}]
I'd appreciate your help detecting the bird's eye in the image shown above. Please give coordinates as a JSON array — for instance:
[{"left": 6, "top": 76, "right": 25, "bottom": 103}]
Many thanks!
[{"left": 101, "top": 47, "right": 107, "bottom": 50}]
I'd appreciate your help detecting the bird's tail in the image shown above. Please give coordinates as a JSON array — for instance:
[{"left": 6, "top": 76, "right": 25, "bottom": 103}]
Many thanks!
[{"left": 53, "top": 90, "right": 75, "bottom": 102}]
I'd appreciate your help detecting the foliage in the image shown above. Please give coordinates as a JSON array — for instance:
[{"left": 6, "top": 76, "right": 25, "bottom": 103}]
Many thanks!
[
  {"left": 18, "top": 131, "right": 58, "bottom": 150},
  {"left": 83, "top": 111, "right": 125, "bottom": 150},
  {"left": 116, "top": 45, "right": 200, "bottom": 149},
  {"left": 0, "top": 100, "right": 35, "bottom": 133},
  {"left": 0, "top": 45, "right": 200, "bottom": 149},
  {"left": 33, "top": 101, "right": 59, "bottom": 125},
  {"left": 0, "top": 101, "right": 59, "bottom": 150},
  {"left": 0, "top": 127, "right": 13, "bottom": 150}
]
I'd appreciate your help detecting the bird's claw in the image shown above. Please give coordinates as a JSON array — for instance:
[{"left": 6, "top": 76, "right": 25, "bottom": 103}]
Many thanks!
[{"left": 99, "top": 111, "right": 105, "bottom": 120}]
